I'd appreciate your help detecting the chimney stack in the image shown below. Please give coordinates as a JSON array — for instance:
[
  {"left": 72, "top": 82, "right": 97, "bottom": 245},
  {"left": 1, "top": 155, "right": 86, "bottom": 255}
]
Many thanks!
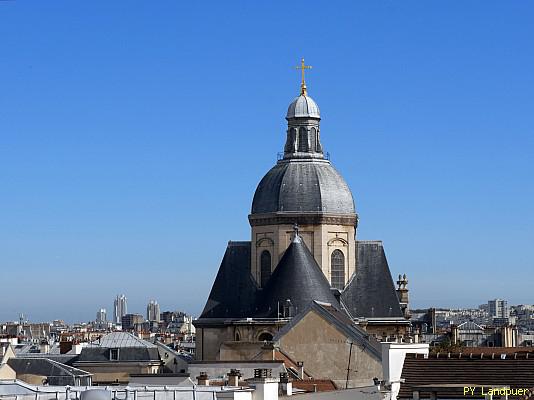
[
  {"left": 227, "top": 369, "right": 241, "bottom": 387},
  {"left": 250, "top": 369, "right": 279, "bottom": 400},
  {"left": 196, "top": 372, "right": 209, "bottom": 386},
  {"left": 296, "top": 361, "right": 304, "bottom": 380},
  {"left": 279, "top": 372, "right": 292, "bottom": 396},
  {"left": 396, "top": 274, "right": 410, "bottom": 318}
]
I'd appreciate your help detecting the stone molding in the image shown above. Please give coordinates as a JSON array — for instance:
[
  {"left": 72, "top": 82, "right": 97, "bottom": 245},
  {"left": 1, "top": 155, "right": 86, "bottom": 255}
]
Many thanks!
[{"left": 249, "top": 212, "right": 358, "bottom": 227}]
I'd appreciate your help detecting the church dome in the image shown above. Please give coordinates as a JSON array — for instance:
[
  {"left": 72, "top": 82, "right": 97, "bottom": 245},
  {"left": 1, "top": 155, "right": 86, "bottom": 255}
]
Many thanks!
[
  {"left": 286, "top": 94, "right": 320, "bottom": 119},
  {"left": 251, "top": 159, "right": 355, "bottom": 215}
]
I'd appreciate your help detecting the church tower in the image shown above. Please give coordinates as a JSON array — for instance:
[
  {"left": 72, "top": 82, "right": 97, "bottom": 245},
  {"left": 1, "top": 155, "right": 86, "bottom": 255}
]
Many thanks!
[
  {"left": 249, "top": 59, "right": 358, "bottom": 290},
  {"left": 196, "top": 61, "right": 409, "bottom": 361}
]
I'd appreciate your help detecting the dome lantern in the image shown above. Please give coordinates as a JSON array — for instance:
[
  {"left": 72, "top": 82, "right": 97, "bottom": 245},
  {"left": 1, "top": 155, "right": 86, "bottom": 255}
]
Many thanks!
[{"left": 284, "top": 59, "right": 323, "bottom": 159}]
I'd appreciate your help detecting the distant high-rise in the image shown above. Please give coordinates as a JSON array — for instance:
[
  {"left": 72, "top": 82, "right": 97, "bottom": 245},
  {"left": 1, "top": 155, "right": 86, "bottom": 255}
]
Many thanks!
[
  {"left": 96, "top": 308, "right": 107, "bottom": 323},
  {"left": 146, "top": 300, "right": 161, "bottom": 322},
  {"left": 114, "top": 295, "right": 128, "bottom": 324},
  {"left": 488, "top": 299, "right": 508, "bottom": 319}
]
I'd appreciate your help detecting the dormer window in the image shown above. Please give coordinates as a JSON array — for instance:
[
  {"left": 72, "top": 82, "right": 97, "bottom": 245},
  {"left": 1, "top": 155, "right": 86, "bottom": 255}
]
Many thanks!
[{"left": 110, "top": 348, "right": 119, "bottom": 361}]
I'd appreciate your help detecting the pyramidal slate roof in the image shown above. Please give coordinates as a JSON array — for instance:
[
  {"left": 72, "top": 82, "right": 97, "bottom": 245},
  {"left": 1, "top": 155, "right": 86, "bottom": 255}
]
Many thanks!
[
  {"left": 199, "top": 241, "right": 258, "bottom": 319},
  {"left": 341, "top": 241, "right": 404, "bottom": 319},
  {"left": 198, "top": 239, "right": 405, "bottom": 321},
  {"left": 256, "top": 235, "right": 340, "bottom": 318}
]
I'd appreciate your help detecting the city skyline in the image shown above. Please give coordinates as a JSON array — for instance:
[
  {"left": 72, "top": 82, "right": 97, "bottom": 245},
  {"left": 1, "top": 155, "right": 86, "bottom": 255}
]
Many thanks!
[
  {"left": 1, "top": 1, "right": 533, "bottom": 322},
  {"left": 3, "top": 296, "right": 529, "bottom": 325}
]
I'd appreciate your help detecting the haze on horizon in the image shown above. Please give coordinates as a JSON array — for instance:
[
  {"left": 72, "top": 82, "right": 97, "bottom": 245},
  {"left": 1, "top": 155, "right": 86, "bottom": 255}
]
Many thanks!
[{"left": 1, "top": 1, "right": 533, "bottom": 323}]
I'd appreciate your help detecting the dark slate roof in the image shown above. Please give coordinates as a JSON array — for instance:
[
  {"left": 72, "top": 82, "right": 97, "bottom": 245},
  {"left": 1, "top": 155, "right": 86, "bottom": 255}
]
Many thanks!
[
  {"left": 273, "top": 301, "right": 382, "bottom": 360},
  {"left": 251, "top": 159, "right": 355, "bottom": 215},
  {"left": 8, "top": 353, "right": 78, "bottom": 365},
  {"left": 341, "top": 241, "right": 404, "bottom": 319},
  {"left": 255, "top": 235, "right": 341, "bottom": 318},
  {"left": 398, "top": 353, "right": 534, "bottom": 399},
  {"left": 199, "top": 241, "right": 258, "bottom": 319},
  {"left": 76, "top": 347, "right": 160, "bottom": 362},
  {"left": 8, "top": 358, "right": 91, "bottom": 377}
]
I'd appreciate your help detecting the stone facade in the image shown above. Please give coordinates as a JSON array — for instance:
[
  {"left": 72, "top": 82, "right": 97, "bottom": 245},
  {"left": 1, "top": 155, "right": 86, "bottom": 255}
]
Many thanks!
[
  {"left": 195, "top": 320, "right": 286, "bottom": 361},
  {"left": 250, "top": 221, "right": 356, "bottom": 289},
  {"left": 276, "top": 305, "right": 382, "bottom": 388}
]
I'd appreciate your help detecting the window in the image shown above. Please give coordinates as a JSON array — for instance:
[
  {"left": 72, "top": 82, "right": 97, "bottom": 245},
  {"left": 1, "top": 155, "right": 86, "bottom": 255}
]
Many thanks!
[
  {"left": 298, "top": 127, "right": 308, "bottom": 152},
  {"left": 285, "top": 128, "right": 297, "bottom": 153},
  {"left": 331, "top": 250, "right": 345, "bottom": 290},
  {"left": 316, "top": 129, "right": 322, "bottom": 152},
  {"left": 260, "top": 250, "right": 271, "bottom": 287},
  {"left": 109, "top": 348, "right": 119, "bottom": 361},
  {"left": 310, "top": 127, "right": 317, "bottom": 152},
  {"left": 258, "top": 332, "right": 273, "bottom": 342}
]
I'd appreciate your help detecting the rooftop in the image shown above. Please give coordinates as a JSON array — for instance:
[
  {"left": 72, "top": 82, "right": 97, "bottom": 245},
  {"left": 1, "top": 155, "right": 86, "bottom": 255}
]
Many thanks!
[{"left": 88, "top": 332, "right": 156, "bottom": 348}]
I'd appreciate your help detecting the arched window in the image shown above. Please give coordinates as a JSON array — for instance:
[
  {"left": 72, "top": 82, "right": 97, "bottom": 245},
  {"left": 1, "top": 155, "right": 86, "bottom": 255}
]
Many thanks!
[
  {"left": 298, "top": 127, "right": 308, "bottom": 152},
  {"left": 310, "top": 127, "right": 317, "bottom": 152},
  {"left": 285, "top": 128, "right": 296, "bottom": 153},
  {"left": 258, "top": 332, "right": 273, "bottom": 342},
  {"left": 331, "top": 250, "right": 345, "bottom": 290},
  {"left": 260, "top": 250, "right": 271, "bottom": 287}
]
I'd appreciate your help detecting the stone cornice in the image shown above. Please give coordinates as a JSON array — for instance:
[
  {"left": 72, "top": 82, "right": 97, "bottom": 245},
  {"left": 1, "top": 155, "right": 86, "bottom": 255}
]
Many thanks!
[{"left": 248, "top": 212, "right": 358, "bottom": 227}]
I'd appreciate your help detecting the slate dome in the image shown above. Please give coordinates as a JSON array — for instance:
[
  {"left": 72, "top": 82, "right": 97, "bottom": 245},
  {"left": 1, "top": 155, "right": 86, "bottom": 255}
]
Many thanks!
[
  {"left": 251, "top": 159, "right": 355, "bottom": 215},
  {"left": 286, "top": 94, "right": 320, "bottom": 119}
]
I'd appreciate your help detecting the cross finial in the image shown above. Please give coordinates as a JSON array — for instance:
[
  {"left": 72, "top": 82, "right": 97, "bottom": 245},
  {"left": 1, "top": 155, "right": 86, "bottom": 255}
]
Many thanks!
[{"left": 295, "top": 58, "right": 312, "bottom": 95}]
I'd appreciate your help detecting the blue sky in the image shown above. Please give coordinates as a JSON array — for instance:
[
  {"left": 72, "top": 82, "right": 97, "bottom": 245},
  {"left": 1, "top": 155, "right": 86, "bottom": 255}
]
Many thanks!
[{"left": 1, "top": 1, "right": 533, "bottom": 323}]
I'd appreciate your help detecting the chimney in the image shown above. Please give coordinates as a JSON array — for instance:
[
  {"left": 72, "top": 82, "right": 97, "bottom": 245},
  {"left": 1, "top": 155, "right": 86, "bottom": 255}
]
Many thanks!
[
  {"left": 296, "top": 361, "right": 304, "bottom": 379},
  {"left": 451, "top": 325, "right": 459, "bottom": 344},
  {"left": 227, "top": 369, "right": 241, "bottom": 387},
  {"left": 279, "top": 372, "right": 292, "bottom": 396},
  {"left": 396, "top": 274, "right": 410, "bottom": 318},
  {"left": 196, "top": 372, "right": 209, "bottom": 386},
  {"left": 39, "top": 340, "right": 50, "bottom": 354},
  {"left": 250, "top": 369, "right": 279, "bottom": 400}
]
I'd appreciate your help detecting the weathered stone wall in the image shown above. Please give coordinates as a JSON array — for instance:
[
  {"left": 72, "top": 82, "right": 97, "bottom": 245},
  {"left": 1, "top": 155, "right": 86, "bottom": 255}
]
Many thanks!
[
  {"left": 196, "top": 323, "right": 281, "bottom": 361},
  {"left": 219, "top": 341, "right": 267, "bottom": 360},
  {"left": 278, "top": 310, "right": 382, "bottom": 387}
]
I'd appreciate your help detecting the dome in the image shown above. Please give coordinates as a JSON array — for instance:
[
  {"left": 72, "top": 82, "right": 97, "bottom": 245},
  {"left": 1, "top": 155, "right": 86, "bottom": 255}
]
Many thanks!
[
  {"left": 251, "top": 159, "right": 355, "bottom": 215},
  {"left": 286, "top": 94, "right": 320, "bottom": 119}
]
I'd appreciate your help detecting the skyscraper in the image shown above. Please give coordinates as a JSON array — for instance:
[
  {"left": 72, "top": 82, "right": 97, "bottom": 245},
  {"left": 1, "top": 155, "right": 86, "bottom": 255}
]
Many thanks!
[
  {"left": 146, "top": 300, "right": 160, "bottom": 322},
  {"left": 114, "top": 294, "right": 128, "bottom": 324},
  {"left": 488, "top": 299, "right": 508, "bottom": 319},
  {"left": 96, "top": 308, "right": 107, "bottom": 323}
]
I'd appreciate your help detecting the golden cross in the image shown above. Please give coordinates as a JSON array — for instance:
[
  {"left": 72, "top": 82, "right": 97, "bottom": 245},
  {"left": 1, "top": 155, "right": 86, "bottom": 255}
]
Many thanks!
[{"left": 295, "top": 58, "right": 312, "bottom": 95}]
